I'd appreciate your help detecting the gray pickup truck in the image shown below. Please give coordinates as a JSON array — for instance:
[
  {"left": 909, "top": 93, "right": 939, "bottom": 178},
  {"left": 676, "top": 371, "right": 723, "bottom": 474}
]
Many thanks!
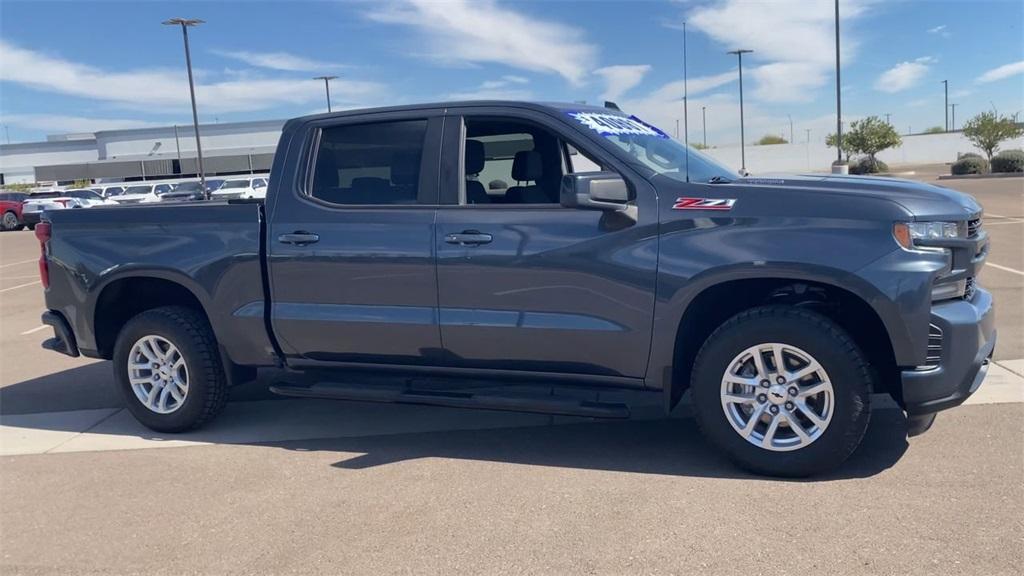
[{"left": 36, "top": 101, "right": 994, "bottom": 476}]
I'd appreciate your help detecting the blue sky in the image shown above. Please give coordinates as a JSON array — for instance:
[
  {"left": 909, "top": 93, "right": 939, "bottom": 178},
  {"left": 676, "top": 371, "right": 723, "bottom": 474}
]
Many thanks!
[{"left": 1, "top": 0, "right": 1022, "bottom": 146}]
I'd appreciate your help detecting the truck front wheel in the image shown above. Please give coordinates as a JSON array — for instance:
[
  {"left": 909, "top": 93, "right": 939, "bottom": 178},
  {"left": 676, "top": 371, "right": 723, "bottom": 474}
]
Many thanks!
[
  {"left": 691, "top": 306, "right": 873, "bottom": 477},
  {"left": 113, "top": 306, "right": 228, "bottom": 432}
]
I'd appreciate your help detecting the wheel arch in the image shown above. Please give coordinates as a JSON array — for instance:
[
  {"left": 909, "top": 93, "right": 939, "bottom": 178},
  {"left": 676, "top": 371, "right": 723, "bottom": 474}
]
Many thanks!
[
  {"left": 657, "top": 266, "right": 901, "bottom": 412},
  {"left": 92, "top": 273, "right": 211, "bottom": 360}
]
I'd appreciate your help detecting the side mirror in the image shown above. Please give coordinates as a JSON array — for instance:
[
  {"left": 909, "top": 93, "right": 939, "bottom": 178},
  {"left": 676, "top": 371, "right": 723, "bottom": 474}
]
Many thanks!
[{"left": 560, "top": 172, "right": 631, "bottom": 211}]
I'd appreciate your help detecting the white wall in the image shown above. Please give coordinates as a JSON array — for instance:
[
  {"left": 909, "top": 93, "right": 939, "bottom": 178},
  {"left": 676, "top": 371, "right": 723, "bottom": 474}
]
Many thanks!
[
  {"left": 701, "top": 131, "right": 1024, "bottom": 174},
  {"left": 0, "top": 140, "right": 100, "bottom": 184}
]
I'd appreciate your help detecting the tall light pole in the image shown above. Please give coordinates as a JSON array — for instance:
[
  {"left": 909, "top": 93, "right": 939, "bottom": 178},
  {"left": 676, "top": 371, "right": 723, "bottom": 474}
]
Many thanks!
[
  {"left": 682, "top": 21, "right": 690, "bottom": 178},
  {"left": 314, "top": 75, "right": 337, "bottom": 113},
  {"left": 163, "top": 18, "right": 207, "bottom": 197},
  {"left": 834, "top": 0, "right": 843, "bottom": 166},
  {"left": 727, "top": 48, "right": 753, "bottom": 172},
  {"left": 942, "top": 80, "right": 949, "bottom": 132},
  {"left": 702, "top": 106, "right": 707, "bottom": 148},
  {"left": 885, "top": 113, "right": 892, "bottom": 125},
  {"left": 787, "top": 114, "right": 794, "bottom": 143},
  {"left": 950, "top": 103, "right": 958, "bottom": 131}
]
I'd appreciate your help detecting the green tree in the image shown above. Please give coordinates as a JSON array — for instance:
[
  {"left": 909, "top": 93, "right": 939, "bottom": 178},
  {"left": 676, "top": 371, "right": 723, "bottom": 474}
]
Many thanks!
[
  {"left": 827, "top": 116, "right": 902, "bottom": 162},
  {"left": 962, "top": 112, "right": 1024, "bottom": 161},
  {"left": 757, "top": 134, "right": 787, "bottom": 145},
  {"left": 924, "top": 126, "right": 945, "bottom": 134}
]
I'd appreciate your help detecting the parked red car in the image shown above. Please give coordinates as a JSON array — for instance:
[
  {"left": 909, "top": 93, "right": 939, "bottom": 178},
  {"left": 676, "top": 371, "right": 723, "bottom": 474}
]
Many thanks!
[{"left": 0, "top": 192, "right": 28, "bottom": 231}]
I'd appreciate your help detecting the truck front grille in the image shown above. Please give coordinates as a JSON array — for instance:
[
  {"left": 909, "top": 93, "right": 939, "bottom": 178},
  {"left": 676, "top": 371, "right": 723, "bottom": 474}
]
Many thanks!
[
  {"left": 922, "top": 323, "right": 943, "bottom": 369},
  {"left": 964, "top": 277, "right": 976, "bottom": 301},
  {"left": 968, "top": 218, "right": 982, "bottom": 238}
]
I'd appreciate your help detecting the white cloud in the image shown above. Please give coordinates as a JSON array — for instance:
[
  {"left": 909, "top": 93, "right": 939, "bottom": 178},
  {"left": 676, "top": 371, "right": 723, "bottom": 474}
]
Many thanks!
[
  {"left": 0, "top": 40, "right": 385, "bottom": 114},
  {"left": 594, "top": 65, "right": 651, "bottom": 101},
  {"left": 927, "top": 24, "right": 951, "bottom": 38},
  {"left": 875, "top": 58, "right": 933, "bottom": 93},
  {"left": 646, "top": 71, "right": 737, "bottom": 103},
  {"left": 210, "top": 49, "right": 343, "bottom": 72},
  {"left": 447, "top": 77, "right": 533, "bottom": 100},
  {"left": 686, "top": 0, "right": 871, "bottom": 103},
  {"left": 977, "top": 60, "right": 1024, "bottom": 83},
  {"left": 2, "top": 114, "right": 163, "bottom": 134},
  {"left": 364, "top": 0, "right": 596, "bottom": 84}
]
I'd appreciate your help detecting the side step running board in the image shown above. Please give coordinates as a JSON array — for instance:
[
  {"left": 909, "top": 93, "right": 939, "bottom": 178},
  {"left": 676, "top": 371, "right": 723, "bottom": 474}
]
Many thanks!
[{"left": 269, "top": 383, "right": 631, "bottom": 419}]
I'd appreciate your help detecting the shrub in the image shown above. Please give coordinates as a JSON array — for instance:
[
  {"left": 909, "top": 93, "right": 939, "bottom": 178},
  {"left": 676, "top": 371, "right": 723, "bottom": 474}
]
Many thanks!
[
  {"left": 757, "top": 134, "right": 787, "bottom": 145},
  {"left": 849, "top": 156, "right": 889, "bottom": 175},
  {"left": 991, "top": 149, "right": 1024, "bottom": 173},
  {"left": 951, "top": 156, "right": 989, "bottom": 175}
]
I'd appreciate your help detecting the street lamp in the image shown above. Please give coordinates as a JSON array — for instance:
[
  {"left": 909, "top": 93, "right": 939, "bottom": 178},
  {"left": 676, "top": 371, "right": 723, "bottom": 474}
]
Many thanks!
[
  {"left": 702, "top": 106, "right": 707, "bottom": 148},
  {"left": 682, "top": 21, "right": 689, "bottom": 177},
  {"left": 727, "top": 49, "right": 753, "bottom": 172},
  {"left": 787, "top": 114, "right": 794, "bottom": 143},
  {"left": 163, "top": 17, "right": 208, "bottom": 197},
  {"left": 314, "top": 75, "right": 338, "bottom": 113},
  {"left": 942, "top": 80, "right": 949, "bottom": 132},
  {"left": 949, "top": 103, "right": 958, "bottom": 131},
  {"left": 834, "top": 0, "right": 843, "bottom": 167},
  {"left": 884, "top": 113, "right": 892, "bottom": 125}
]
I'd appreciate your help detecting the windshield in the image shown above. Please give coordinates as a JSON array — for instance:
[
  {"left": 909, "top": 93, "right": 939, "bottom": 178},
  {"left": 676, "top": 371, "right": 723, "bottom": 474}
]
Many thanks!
[
  {"left": 205, "top": 180, "right": 225, "bottom": 191},
  {"left": 123, "top": 186, "right": 151, "bottom": 195},
  {"left": 565, "top": 111, "right": 736, "bottom": 183},
  {"left": 173, "top": 182, "right": 204, "bottom": 192},
  {"left": 65, "top": 190, "right": 101, "bottom": 200},
  {"left": 219, "top": 180, "right": 249, "bottom": 189}
]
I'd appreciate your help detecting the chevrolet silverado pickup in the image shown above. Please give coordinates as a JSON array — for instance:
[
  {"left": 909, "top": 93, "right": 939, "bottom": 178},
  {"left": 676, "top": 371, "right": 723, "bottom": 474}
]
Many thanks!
[{"left": 36, "top": 101, "right": 995, "bottom": 476}]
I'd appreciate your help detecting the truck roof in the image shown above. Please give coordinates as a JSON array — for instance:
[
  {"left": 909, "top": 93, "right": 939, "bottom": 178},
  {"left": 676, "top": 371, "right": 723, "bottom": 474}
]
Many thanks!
[{"left": 292, "top": 100, "right": 620, "bottom": 125}]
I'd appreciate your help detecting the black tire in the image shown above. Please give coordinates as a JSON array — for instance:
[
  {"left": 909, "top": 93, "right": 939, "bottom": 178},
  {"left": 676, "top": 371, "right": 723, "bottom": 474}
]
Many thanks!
[
  {"left": 26, "top": 223, "right": 35, "bottom": 231},
  {"left": 1, "top": 211, "right": 17, "bottom": 231},
  {"left": 113, "top": 306, "right": 228, "bottom": 432},
  {"left": 691, "top": 306, "right": 872, "bottom": 477}
]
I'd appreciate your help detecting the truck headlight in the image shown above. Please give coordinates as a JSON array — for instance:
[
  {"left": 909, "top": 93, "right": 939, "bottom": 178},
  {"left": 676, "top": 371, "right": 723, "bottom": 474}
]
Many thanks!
[{"left": 893, "top": 221, "right": 964, "bottom": 250}]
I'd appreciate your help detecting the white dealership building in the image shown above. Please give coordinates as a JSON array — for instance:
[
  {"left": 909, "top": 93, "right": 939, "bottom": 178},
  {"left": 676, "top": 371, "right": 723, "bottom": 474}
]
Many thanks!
[{"left": 0, "top": 119, "right": 284, "bottom": 185}]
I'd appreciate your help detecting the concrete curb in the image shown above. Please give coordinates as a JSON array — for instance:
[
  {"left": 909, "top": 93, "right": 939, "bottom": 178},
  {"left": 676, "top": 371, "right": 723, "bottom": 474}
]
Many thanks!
[{"left": 938, "top": 172, "right": 1023, "bottom": 180}]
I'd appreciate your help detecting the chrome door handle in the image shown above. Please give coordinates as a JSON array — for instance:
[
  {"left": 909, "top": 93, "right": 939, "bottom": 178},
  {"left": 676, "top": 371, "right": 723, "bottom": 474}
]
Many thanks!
[
  {"left": 278, "top": 232, "right": 320, "bottom": 245},
  {"left": 445, "top": 231, "right": 493, "bottom": 245}
]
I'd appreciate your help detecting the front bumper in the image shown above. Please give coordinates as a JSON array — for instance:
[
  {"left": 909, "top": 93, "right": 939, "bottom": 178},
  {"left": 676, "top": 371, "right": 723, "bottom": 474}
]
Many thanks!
[{"left": 900, "top": 287, "right": 995, "bottom": 415}]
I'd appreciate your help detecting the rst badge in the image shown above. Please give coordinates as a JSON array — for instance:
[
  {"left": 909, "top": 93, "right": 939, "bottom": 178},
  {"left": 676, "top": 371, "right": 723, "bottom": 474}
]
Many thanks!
[{"left": 673, "top": 197, "right": 737, "bottom": 211}]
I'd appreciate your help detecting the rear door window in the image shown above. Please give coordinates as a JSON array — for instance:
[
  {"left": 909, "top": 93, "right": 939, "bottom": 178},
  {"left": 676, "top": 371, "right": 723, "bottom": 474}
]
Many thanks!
[{"left": 310, "top": 120, "right": 429, "bottom": 205}]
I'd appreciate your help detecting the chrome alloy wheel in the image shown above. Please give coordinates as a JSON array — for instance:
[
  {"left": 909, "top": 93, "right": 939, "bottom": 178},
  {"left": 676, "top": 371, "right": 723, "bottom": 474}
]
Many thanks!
[
  {"left": 2, "top": 212, "right": 18, "bottom": 229},
  {"left": 128, "top": 335, "right": 189, "bottom": 414},
  {"left": 720, "top": 343, "right": 834, "bottom": 452}
]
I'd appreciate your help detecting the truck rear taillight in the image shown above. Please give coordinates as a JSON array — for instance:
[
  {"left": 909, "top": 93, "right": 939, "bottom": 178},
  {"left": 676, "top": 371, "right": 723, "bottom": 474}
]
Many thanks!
[
  {"left": 35, "top": 222, "right": 51, "bottom": 289},
  {"left": 54, "top": 199, "right": 70, "bottom": 207}
]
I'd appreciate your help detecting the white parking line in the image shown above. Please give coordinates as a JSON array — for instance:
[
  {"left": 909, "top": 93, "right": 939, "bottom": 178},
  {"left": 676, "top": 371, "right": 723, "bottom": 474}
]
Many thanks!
[
  {"left": 0, "top": 280, "right": 41, "bottom": 293},
  {"left": 986, "top": 262, "right": 1024, "bottom": 277},
  {"left": 20, "top": 325, "right": 49, "bottom": 336},
  {"left": 0, "top": 258, "right": 38, "bottom": 269}
]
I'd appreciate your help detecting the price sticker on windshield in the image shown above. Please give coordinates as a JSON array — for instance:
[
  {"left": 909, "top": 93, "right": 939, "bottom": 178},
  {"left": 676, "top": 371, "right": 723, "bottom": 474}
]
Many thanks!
[{"left": 567, "top": 112, "right": 669, "bottom": 138}]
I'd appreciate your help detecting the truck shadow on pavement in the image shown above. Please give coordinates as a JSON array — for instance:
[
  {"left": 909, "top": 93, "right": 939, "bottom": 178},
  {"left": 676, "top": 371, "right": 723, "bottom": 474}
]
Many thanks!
[{"left": 2, "top": 363, "right": 909, "bottom": 481}]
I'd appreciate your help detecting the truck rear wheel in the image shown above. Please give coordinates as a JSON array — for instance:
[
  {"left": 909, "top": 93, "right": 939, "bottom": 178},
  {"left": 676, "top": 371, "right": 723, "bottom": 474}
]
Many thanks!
[
  {"left": 691, "top": 306, "right": 872, "bottom": 477},
  {"left": 113, "top": 306, "right": 228, "bottom": 432}
]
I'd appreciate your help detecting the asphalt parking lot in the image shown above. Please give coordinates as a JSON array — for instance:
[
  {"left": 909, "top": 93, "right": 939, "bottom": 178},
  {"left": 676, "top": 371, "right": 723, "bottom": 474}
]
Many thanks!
[{"left": 1, "top": 172, "right": 1022, "bottom": 575}]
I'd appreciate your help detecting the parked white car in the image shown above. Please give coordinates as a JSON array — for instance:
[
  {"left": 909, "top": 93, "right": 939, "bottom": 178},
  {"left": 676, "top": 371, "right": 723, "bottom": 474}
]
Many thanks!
[
  {"left": 113, "top": 183, "right": 174, "bottom": 204},
  {"left": 61, "top": 189, "right": 119, "bottom": 207},
  {"left": 21, "top": 191, "right": 87, "bottom": 229},
  {"left": 210, "top": 177, "right": 268, "bottom": 200}
]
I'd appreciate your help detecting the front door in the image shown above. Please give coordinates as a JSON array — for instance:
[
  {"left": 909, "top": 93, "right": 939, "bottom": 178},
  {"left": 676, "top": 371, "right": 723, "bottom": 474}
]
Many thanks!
[
  {"left": 267, "top": 113, "right": 444, "bottom": 366},
  {"left": 434, "top": 110, "right": 658, "bottom": 379}
]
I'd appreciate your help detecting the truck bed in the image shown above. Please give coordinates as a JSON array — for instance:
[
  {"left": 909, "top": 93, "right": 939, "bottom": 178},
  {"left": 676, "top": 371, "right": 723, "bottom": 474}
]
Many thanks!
[{"left": 43, "top": 201, "right": 275, "bottom": 366}]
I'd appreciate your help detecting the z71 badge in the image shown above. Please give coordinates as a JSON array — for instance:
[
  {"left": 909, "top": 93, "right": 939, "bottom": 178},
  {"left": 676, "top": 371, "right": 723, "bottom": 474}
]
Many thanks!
[{"left": 672, "top": 197, "right": 737, "bottom": 211}]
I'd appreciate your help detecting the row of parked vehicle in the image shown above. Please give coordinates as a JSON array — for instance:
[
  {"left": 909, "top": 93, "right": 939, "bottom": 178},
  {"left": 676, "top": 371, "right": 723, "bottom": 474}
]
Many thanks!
[{"left": 0, "top": 175, "right": 269, "bottom": 231}]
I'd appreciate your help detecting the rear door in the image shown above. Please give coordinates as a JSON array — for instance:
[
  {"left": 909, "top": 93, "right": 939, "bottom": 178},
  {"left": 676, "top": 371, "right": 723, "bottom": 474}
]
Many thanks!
[
  {"left": 267, "top": 111, "right": 445, "bottom": 366},
  {"left": 434, "top": 108, "right": 659, "bottom": 379}
]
